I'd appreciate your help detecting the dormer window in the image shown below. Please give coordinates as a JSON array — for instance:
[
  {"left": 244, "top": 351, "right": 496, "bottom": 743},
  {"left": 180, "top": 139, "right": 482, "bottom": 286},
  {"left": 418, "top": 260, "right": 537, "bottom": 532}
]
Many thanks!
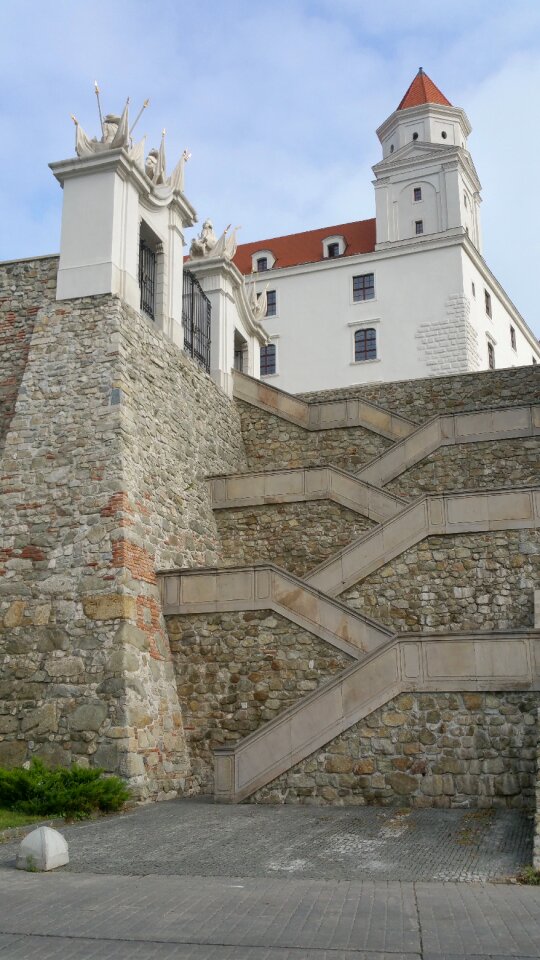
[
  {"left": 323, "top": 236, "right": 345, "bottom": 259},
  {"left": 251, "top": 249, "right": 275, "bottom": 272}
]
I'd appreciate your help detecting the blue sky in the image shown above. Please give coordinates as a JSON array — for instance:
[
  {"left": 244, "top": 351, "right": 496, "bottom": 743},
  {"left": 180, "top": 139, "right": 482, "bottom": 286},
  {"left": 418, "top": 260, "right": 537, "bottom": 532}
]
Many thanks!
[{"left": 1, "top": 0, "right": 539, "bottom": 334}]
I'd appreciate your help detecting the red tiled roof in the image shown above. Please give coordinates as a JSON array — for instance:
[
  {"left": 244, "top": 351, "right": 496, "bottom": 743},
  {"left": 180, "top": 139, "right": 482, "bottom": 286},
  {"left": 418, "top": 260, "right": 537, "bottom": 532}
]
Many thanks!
[
  {"left": 233, "top": 218, "right": 376, "bottom": 274},
  {"left": 397, "top": 68, "right": 451, "bottom": 111}
]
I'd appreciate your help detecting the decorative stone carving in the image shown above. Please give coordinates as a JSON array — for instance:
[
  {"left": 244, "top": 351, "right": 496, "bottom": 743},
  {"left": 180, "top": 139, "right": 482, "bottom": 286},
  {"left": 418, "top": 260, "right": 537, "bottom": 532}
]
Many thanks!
[
  {"left": 189, "top": 222, "right": 240, "bottom": 261},
  {"left": 247, "top": 280, "right": 268, "bottom": 322},
  {"left": 70, "top": 93, "right": 190, "bottom": 196}
]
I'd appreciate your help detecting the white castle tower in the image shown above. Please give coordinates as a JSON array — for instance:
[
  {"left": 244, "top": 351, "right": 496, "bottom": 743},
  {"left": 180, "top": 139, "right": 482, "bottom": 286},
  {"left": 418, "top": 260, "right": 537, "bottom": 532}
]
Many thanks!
[{"left": 373, "top": 68, "right": 482, "bottom": 250}]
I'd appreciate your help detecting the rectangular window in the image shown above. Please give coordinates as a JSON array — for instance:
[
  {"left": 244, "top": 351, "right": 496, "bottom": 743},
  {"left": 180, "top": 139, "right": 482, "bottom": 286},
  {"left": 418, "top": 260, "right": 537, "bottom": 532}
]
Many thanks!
[
  {"left": 484, "top": 289, "right": 492, "bottom": 317},
  {"left": 355, "top": 327, "right": 377, "bottom": 362},
  {"left": 260, "top": 342, "right": 276, "bottom": 376},
  {"left": 510, "top": 325, "right": 516, "bottom": 350},
  {"left": 487, "top": 341, "right": 495, "bottom": 369},
  {"left": 413, "top": 187, "right": 422, "bottom": 201},
  {"left": 471, "top": 281, "right": 476, "bottom": 297},
  {"left": 352, "top": 273, "right": 375, "bottom": 302},
  {"left": 266, "top": 290, "right": 277, "bottom": 317},
  {"left": 415, "top": 220, "right": 424, "bottom": 235},
  {"left": 327, "top": 242, "right": 340, "bottom": 258},
  {"left": 256, "top": 257, "right": 268, "bottom": 272}
]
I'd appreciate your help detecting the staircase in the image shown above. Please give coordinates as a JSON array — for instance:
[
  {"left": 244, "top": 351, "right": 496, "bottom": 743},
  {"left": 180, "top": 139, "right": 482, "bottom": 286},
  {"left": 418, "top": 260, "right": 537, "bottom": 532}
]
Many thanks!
[{"left": 159, "top": 373, "right": 540, "bottom": 804}]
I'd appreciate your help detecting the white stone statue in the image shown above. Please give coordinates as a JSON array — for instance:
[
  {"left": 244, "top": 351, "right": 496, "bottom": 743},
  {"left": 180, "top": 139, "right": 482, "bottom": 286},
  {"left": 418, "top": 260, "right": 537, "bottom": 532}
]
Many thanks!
[
  {"left": 247, "top": 280, "right": 268, "bottom": 322},
  {"left": 72, "top": 100, "right": 130, "bottom": 158},
  {"left": 189, "top": 219, "right": 218, "bottom": 259}
]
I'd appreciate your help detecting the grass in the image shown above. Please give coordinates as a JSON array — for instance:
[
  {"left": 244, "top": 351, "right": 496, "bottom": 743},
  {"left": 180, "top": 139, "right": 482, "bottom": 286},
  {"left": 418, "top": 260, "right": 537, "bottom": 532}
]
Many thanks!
[
  {"left": 0, "top": 808, "right": 46, "bottom": 832},
  {"left": 517, "top": 866, "right": 540, "bottom": 885}
]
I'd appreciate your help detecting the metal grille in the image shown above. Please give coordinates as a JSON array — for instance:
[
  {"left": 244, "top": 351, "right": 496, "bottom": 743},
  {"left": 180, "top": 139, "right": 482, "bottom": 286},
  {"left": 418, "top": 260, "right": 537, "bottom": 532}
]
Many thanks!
[
  {"left": 183, "top": 270, "right": 211, "bottom": 373},
  {"left": 139, "top": 239, "right": 156, "bottom": 320}
]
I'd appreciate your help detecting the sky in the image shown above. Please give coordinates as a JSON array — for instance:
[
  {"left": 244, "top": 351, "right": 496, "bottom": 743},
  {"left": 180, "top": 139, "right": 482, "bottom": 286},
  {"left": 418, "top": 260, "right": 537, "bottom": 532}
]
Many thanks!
[{"left": 1, "top": 0, "right": 540, "bottom": 335}]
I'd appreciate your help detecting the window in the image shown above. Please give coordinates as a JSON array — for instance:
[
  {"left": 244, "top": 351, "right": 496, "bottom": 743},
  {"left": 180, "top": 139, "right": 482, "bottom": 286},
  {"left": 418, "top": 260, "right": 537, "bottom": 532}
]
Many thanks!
[
  {"left": 441, "top": 130, "right": 447, "bottom": 139},
  {"left": 484, "top": 289, "right": 492, "bottom": 318},
  {"left": 390, "top": 144, "right": 394, "bottom": 153},
  {"left": 471, "top": 282, "right": 476, "bottom": 297},
  {"left": 412, "top": 132, "right": 419, "bottom": 141},
  {"left": 464, "top": 193, "right": 468, "bottom": 208},
  {"left": 352, "top": 273, "right": 375, "bottom": 302},
  {"left": 413, "top": 187, "right": 422, "bottom": 202},
  {"left": 487, "top": 341, "right": 495, "bottom": 369},
  {"left": 327, "top": 242, "right": 340, "bottom": 258},
  {"left": 260, "top": 343, "right": 276, "bottom": 376},
  {"left": 510, "top": 326, "right": 517, "bottom": 351},
  {"left": 266, "top": 290, "right": 277, "bottom": 317},
  {"left": 256, "top": 257, "right": 268, "bottom": 272},
  {"left": 139, "top": 237, "right": 157, "bottom": 321},
  {"left": 355, "top": 328, "right": 377, "bottom": 362},
  {"left": 415, "top": 220, "right": 424, "bottom": 235}
]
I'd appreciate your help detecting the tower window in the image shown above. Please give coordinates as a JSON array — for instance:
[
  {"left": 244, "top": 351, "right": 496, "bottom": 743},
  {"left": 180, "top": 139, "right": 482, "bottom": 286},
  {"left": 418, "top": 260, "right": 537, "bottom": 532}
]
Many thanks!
[
  {"left": 471, "top": 282, "right": 476, "bottom": 297},
  {"left": 260, "top": 342, "right": 276, "bottom": 376},
  {"left": 413, "top": 187, "right": 422, "bottom": 202},
  {"left": 266, "top": 290, "right": 277, "bottom": 317},
  {"left": 327, "top": 242, "right": 340, "bottom": 258},
  {"left": 441, "top": 131, "right": 447, "bottom": 139},
  {"left": 390, "top": 144, "right": 394, "bottom": 153},
  {"left": 256, "top": 257, "right": 268, "bottom": 272},
  {"left": 510, "top": 326, "right": 517, "bottom": 350},
  {"left": 484, "top": 289, "right": 492, "bottom": 318},
  {"left": 355, "top": 328, "right": 377, "bottom": 362},
  {"left": 352, "top": 273, "right": 375, "bottom": 302},
  {"left": 464, "top": 193, "right": 468, "bottom": 208},
  {"left": 412, "top": 132, "right": 419, "bottom": 141},
  {"left": 487, "top": 341, "right": 495, "bottom": 369},
  {"left": 415, "top": 220, "right": 424, "bottom": 235}
]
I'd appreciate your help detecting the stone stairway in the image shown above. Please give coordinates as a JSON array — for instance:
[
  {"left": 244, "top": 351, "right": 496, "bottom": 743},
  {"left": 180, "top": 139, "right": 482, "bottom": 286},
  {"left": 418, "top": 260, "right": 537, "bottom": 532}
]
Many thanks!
[{"left": 159, "top": 374, "right": 540, "bottom": 804}]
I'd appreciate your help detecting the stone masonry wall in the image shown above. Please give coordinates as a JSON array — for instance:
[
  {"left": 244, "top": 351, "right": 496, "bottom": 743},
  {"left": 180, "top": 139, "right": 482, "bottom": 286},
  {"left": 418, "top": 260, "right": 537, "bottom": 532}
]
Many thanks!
[
  {"left": 535, "top": 711, "right": 540, "bottom": 869},
  {"left": 0, "top": 273, "right": 246, "bottom": 799},
  {"left": 342, "top": 531, "right": 540, "bottom": 633},
  {"left": 252, "top": 691, "right": 540, "bottom": 809},
  {"left": 0, "top": 257, "right": 58, "bottom": 453},
  {"left": 167, "top": 610, "right": 352, "bottom": 792},
  {"left": 385, "top": 439, "right": 540, "bottom": 500},
  {"left": 216, "top": 501, "right": 375, "bottom": 578},
  {"left": 237, "top": 400, "right": 392, "bottom": 473},
  {"left": 300, "top": 365, "right": 539, "bottom": 423}
]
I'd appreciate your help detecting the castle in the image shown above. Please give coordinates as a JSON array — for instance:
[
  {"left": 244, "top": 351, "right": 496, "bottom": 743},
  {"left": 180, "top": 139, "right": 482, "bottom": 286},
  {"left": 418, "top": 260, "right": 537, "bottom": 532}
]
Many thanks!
[
  {"left": 225, "top": 69, "right": 540, "bottom": 392},
  {"left": 0, "top": 76, "right": 539, "bottom": 869}
]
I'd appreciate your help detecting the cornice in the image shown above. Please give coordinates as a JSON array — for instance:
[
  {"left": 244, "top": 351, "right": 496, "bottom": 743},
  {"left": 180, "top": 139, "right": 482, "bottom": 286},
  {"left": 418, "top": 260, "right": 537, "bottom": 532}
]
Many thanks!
[{"left": 376, "top": 102, "right": 472, "bottom": 142}]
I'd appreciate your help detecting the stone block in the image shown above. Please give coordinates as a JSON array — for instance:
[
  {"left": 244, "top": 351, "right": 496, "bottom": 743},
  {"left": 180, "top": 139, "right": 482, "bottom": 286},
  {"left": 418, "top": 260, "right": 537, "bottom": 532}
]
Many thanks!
[
  {"left": 3, "top": 601, "right": 26, "bottom": 627},
  {"left": 69, "top": 702, "right": 108, "bottom": 732},
  {"left": 83, "top": 594, "right": 137, "bottom": 621},
  {"left": 386, "top": 772, "right": 417, "bottom": 795},
  {"left": 0, "top": 740, "right": 27, "bottom": 767}
]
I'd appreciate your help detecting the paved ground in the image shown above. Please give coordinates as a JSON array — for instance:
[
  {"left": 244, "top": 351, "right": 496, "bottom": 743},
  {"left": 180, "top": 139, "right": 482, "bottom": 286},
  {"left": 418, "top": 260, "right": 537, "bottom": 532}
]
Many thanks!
[
  {"left": 0, "top": 800, "right": 538, "bottom": 959},
  {"left": 0, "top": 798, "right": 533, "bottom": 882}
]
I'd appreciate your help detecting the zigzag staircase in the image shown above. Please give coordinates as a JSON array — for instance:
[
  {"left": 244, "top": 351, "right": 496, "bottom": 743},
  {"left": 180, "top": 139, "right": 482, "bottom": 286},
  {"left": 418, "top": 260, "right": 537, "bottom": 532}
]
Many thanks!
[{"left": 159, "top": 373, "right": 540, "bottom": 802}]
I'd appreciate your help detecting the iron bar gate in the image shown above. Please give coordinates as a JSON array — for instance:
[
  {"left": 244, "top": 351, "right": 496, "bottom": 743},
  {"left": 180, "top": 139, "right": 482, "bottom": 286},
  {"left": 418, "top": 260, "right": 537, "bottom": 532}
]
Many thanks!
[
  {"left": 139, "top": 239, "right": 156, "bottom": 320},
  {"left": 183, "top": 270, "right": 211, "bottom": 373}
]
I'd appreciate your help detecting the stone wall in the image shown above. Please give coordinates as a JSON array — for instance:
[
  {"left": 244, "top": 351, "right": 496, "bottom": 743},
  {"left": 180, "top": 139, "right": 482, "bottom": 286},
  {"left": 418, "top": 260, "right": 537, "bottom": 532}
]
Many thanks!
[
  {"left": 0, "top": 273, "right": 246, "bottom": 799},
  {"left": 535, "top": 712, "right": 540, "bottom": 869},
  {"left": 252, "top": 691, "right": 540, "bottom": 808},
  {"left": 167, "top": 610, "right": 352, "bottom": 792},
  {"left": 216, "top": 501, "right": 375, "bottom": 578},
  {"left": 237, "top": 400, "right": 392, "bottom": 473},
  {"left": 0, "top": 257, "right": 58, "bottom": 453},
  {"left": 299, "top": 365, "right": 539, "bottom": 423},
  {"left": 342, "top": 531, "right": 539, "bottom": 633},
  {"left": 385, "top": 439, "right": 540, "bottom": 500}
]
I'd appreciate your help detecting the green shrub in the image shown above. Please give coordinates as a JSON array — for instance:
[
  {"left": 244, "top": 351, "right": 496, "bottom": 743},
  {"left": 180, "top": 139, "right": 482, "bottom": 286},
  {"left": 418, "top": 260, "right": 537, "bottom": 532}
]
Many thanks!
[
  {"left": 0, "top": 760, "right": 130, "bottom": 819},
  {"left": 517, "top": 866, "right": 540, "bottom": 885}
]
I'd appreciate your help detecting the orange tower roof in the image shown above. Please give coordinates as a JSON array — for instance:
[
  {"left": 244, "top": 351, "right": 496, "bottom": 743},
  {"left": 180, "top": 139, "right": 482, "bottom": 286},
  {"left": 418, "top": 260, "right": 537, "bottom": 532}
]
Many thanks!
[{"left": 397, "top": 68, "right": 452, "bottom": 111}]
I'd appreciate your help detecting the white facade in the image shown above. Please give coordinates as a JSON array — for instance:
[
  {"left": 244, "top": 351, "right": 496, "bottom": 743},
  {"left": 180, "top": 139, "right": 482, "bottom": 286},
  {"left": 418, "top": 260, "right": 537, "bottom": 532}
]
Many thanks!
[{"left": 234, "top": 71, "right": 539, "bottom": 393}]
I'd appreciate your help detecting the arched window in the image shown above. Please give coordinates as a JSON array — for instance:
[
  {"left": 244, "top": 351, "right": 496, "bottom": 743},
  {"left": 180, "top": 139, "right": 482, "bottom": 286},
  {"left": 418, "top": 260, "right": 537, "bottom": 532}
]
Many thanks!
[{"left": 355, "top": 328, "right": 377, "bottom": 362}]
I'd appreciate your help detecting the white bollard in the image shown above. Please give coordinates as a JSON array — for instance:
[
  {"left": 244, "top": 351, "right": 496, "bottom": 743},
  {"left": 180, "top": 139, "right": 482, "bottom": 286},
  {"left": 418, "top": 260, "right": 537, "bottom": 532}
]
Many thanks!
[{"left": 16, "top": 826, "right": 69, "bottom": 872}]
